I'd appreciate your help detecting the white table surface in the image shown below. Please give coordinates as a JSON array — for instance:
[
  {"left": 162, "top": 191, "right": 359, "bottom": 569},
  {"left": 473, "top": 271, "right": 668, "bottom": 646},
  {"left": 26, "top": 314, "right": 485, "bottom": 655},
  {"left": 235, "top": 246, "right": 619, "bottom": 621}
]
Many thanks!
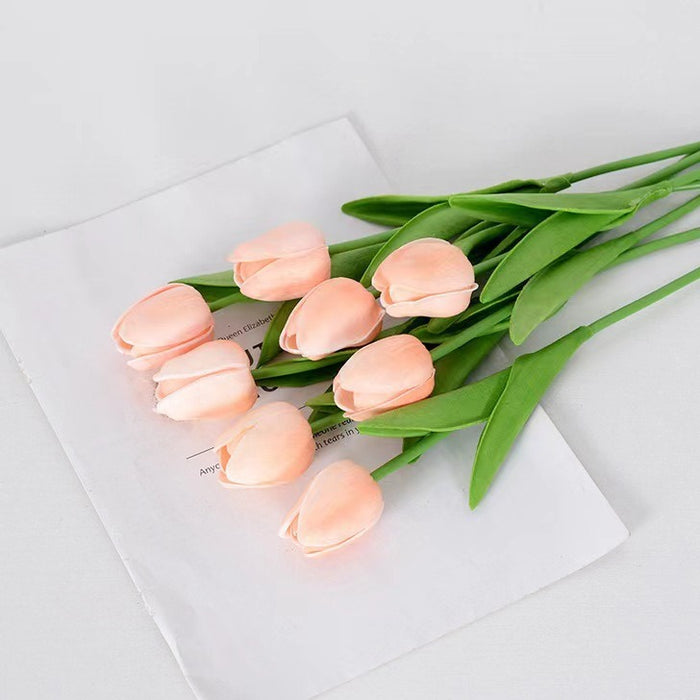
[{"left": 1, "top": 1, "right": 699, "bottom": 698}]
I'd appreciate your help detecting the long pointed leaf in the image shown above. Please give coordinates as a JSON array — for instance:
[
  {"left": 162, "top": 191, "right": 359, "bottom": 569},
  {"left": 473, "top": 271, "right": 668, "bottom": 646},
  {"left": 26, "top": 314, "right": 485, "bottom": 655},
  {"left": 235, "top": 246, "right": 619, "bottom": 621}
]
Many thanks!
[
  {"left": 358, "top": 369, "right": 510, "bottom": 437},
  {"left": 509, "top": 195, "right": 700, "bottom": 344},
  {"left": 469, "top": 327, "right": 592, "bottom": 508}
]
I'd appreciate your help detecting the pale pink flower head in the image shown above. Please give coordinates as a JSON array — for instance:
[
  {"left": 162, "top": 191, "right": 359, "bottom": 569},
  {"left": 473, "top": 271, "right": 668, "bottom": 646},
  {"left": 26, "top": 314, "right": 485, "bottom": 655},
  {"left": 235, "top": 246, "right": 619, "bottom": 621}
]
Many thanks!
[
  {"left": 279, "top": 460, "right": 383, "bottom": 557},
  {"left": 215, "top": 402, "right": 315, "bottom": 488},
  {"left": 153, "top": 340, "right": 256, "bottom": 421},
  {"left": 333, "top": 334, "right": 435, "bottom": 421},
  {"left": 112, "top": 283, "right": 214, "bottom": 371},
  {"left": 227, "top": 222, "right": 331, "bottom": 301},
  {"left": 372, "top": 238, "right": 478, "bottom": 318},
  {"left": 279, "top": 277, "right": 384, "bottom": 360}
]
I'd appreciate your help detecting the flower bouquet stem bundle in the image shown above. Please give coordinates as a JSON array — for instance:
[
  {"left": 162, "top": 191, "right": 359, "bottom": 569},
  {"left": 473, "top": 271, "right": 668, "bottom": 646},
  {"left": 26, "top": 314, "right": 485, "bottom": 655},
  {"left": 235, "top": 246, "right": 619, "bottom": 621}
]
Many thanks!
[{"left": 112, "top": 138, "right": 700, "bottom": 557}]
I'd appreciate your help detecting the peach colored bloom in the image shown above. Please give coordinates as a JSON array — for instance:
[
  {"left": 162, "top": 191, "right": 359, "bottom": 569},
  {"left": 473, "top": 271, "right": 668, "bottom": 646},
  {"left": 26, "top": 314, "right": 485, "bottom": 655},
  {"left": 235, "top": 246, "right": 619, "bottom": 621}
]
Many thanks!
[
  {"left": 112, "top": 284, "right": 214, "bottom": 371},
  {"left": 372, "top": 237, "right": 478, "bottom": 318},
  {"left": 153, "top": 340, "right": 256, "bottom": 421},
  {"left": 333, "top": 334, "right": 435, "bottom": 421},
  {"left": 227, "top": 222, "right": 331, "bottom": 301},
  {"left": 279, "top": 460, "right": 383, "bottom": 557},
  {"left": 216, "top": 402, "right": 315, "bottom": 487},
  {"left": 280, "top": 277, "right": 384, "bottom": 360}
]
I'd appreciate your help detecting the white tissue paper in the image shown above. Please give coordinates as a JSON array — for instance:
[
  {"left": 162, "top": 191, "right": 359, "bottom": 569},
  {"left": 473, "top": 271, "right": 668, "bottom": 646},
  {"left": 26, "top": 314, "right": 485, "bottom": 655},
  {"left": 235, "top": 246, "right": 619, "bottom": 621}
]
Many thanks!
[{"left": 0, "top": 119, "right": 627, "bottom": 699}]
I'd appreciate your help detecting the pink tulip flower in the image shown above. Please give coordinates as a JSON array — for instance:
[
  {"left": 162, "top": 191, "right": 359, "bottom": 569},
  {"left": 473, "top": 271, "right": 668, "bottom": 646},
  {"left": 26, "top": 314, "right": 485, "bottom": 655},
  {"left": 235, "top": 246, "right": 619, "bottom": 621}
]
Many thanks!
[
  {"left": 112, "top": 283, "right": 214, "bottom": 371},
  {"left": 279, "top": 460, "right": 383, "bottom": 557},
  {"left": 153, "top": 340, "right": 257, "bottom": 421},
  {"left": 333, "top": 334, "right": 435, "bottom": 421},
  {"left": 216, "top": 402, "right": 315, "bottom": 487},
  {"left": 227, "top": 222, "right": 331, "bottom": 301},
  {"left": 372, "top": 237, "right": 478, "bottom": 318},
  {"left": 280, "top": 277, "right": 384, "bottom": 360}
]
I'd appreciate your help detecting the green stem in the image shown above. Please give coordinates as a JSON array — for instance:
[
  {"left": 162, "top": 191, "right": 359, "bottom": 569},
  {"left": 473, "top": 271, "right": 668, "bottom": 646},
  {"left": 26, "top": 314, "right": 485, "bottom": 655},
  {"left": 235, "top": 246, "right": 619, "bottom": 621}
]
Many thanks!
[
  {"left": 588, "top": 266, "right": 700, "bottom": 335},
  {"left": 454, "top": 223, "right": 513, "bottom": 256},
  {"left": 309, "top": 410, "right": 346, "bottom": 433},
  {"left": 328, "top": 229, "right": 395, "bottom": 255},
  {"left": 207, "top": 291, "right": 250, "bottom": 311},
  {"left": 429, "top": 305, "right": 514, "bottom": 360},
  {"left": 622, "top": 149, "right": 700, "bottom": 190},
  {"left": 562, "top": 140, "right": 700, "bottom": 186},
  {"left": 608, "top": 227, "right": 700, "bottom": 268},
  {"left": 483, "top": 225, "right": 528, "bottom": 260},
  {"left": 473, "top": 253, "right": 507, "bottom": 276},
  {"left": 251, "top": 350, "right": 353, "bottom": 380},
  {"left": 371, "top": 431, "right": 449, "bottom": 481}
]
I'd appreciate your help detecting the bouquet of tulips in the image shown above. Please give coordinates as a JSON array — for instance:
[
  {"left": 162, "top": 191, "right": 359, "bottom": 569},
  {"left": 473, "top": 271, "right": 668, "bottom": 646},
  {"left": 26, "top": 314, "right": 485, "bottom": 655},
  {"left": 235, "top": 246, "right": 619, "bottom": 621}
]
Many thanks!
[{"left": 113, "top": 139, "right": 700, "bottom": 557}]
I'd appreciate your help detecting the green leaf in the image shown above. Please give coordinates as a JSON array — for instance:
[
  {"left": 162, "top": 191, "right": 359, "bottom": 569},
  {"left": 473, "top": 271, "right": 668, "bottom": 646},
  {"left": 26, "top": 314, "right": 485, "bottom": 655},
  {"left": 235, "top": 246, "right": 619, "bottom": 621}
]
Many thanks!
[
  {"left": 401, "top": 330, "right": 506, "bottom": 464},
  {"left": 433, "top": 331, "right": 505, "bottom": 395},
  {"left": 480, "top": 210, "right": 621, "bottom": 302},
  {"left": 252, "top": 350, "right": 354, "bottom": 380},
  {"left": 469, "top": 326, "right": 592, "bottom": 508},
  {"left": 341, "top": 195, "right": 449, "bottom": 227},
  {"left": 339, "top": 178, "right": 550, "bottom": 227},
  {"left": 257, "top": 300, "right": 297, "bottom": 367},
  {"left": 483, "top": 225, "right": 528, "bottom": 260},
  {"left": 359, "top": 203, "right": 480, "bottom": 286},
  {"left": 450, "top": 184, "right": 670, "bottom": 218},
  {"left": 305, "top": 391, "right": 336, "bottom": 408},
  {"left": 172, "top": 269, "right": 236, "bottom": 287},
  {"left": 429, "top": 303, "right": 514, "bottom": 360},
  {"left": 255, "top": 366, "right": 342, "bottom": 388},
  {"left": 509, "top": 194, "right": 700, "bottom": 344},
  {"left": 330, "top": 243, "right": 384, "bottom": 280},
  {"left": 454, "top": 223, "right": 514, "bottom": 256},
  {"left": 199, "top": 287, "right": 251, "bottom": 311},
  {"left": 327, "top": 229, "right": 396, "bottom": 254},
  {"left": 358, "top": 369, "right": 510, "bottom": 437}
]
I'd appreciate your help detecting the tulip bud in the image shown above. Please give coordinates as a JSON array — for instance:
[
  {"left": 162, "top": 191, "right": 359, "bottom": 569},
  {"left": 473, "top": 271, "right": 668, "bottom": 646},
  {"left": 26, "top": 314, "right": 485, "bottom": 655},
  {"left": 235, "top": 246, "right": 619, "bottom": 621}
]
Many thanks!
[
  {"left": 153, "top": 340, "right": 257, "bottom": 421},
  {"left": 215, "top": 402, "right": 315, "bottom": 487},
  {"left": 372, "top": 237, "right": 478, "bottom": 318},
  {"left": 333, "top": 334, "right": 435, "bottom": 421},
  {"left": 227, "top": 222, "right": 331, "bottom": 301},
  {"left": 112, "top": 283, "right": 214, "bottom": 371},
  {"left": 280, "top": 277, "right": 384, "bottom": 360},
  {"left": 279, "top": 460, "right": 383, "bottom": 557}
]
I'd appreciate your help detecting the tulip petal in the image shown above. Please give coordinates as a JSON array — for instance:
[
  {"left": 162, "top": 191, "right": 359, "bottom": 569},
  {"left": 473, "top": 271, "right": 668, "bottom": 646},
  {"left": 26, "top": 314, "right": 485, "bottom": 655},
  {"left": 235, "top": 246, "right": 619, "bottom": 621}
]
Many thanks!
[
  {"left": 236, "top": 247, "right": 331, "bottom": 302},
  {"left": 341, "top": 371, "right": 435, "bottom": 421},
  {"left": 381, "top": 284, "right": 479, "bottom": 318},
  {"left": 115, "top": 284, "right": 213, "bottom": 350},
  {"left": 227, "top": 222, "right": 326, "bottom": 262},
  {"left": 215, "top": 402, "right": 315, "bottom": 487},
  {"left": 126, "top": 324, "right": 215, "bottom": 371},
  {"left": 372, "top": 238, "right": 477, "bottom": 319},
  {"left": 155, "top": 369, "right": 257, "bottom": 421},
  {"left": 280, "top": 278, "right": 384, "bottom": 360},
  {"left": 153, "top": 339, "right": 250, "bottom": 385},
  {"left": 294, "top": 460, "right": 383, "bottom": 553}
]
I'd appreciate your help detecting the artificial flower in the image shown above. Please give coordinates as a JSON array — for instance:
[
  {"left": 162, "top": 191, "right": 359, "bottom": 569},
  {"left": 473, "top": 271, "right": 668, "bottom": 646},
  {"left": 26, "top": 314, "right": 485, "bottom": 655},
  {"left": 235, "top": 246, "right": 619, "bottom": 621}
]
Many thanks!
[
  {"left": 216, "top": 401, "right": 315, "bottom": 487},
  {"left": 112, "top": 283, "right": 214, "bottom": 371},
  {"left": 227, "top": 221, "right": 331, "bottom": 301},
  {"left": 279, "top": 460, "right": 383, "bottom": 557},
  {"left": 372, "top": 237, "right": 478, "bottom": 318},
  {"left": 153, "top": 340, "right": 256, "bottom": 421},
  {"left": 280, "top": 277, "right": 384, "bottom": 360},
  {"left": 333, "top": 334, "right": 435, "bottom": 421}
]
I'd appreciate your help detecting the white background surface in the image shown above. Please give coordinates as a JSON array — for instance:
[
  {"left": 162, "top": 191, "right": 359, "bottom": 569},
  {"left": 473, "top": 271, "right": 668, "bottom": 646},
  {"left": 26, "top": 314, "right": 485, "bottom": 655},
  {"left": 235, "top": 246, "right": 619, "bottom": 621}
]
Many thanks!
[{"left": 1, "top": 1, "right": 698, "bottom": 698}]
